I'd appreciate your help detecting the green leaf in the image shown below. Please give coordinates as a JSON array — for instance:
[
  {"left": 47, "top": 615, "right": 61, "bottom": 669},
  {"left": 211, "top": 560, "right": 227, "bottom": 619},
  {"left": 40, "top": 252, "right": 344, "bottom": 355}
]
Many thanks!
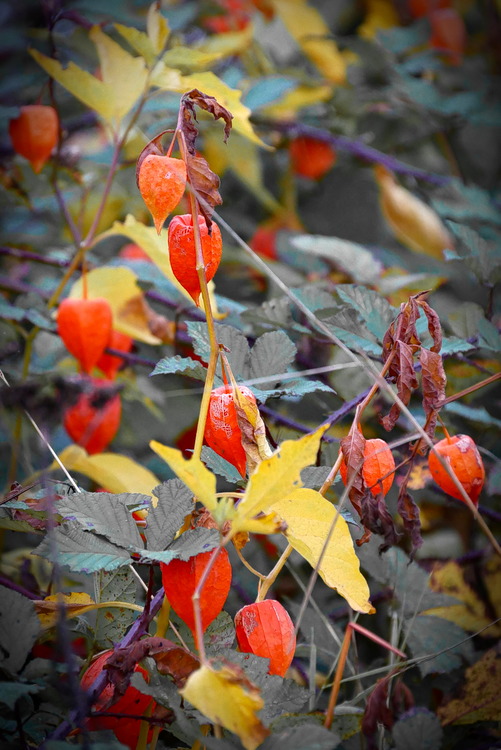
[
  {"left": 291, "top": 234, "right": 381, "bottom": 285},
  {"left": 201, "top": 446, "right": 243, "bottom": 484},
  {"left": 151, "top": 355, "right": 207, "bottom": 381},
  {"left": 145, "top": 480, "right": 195, "bottom": 551},
  {"left": 0, "top": 682, "right": 42, "bottom": 709},
  {"left": 443, "top": 402, "right": 501, "bottom": 430},
  {"left": 33, "top": 523, "right": 133, "bottom": 573},
  {"left": 249, "top": 331, "right": 297, "bottom": 379},
  {"left": 167, "top": 527, "right": 220, "bottom": 561},
  {"left": 335, "top": 285, "right": 396, "bottom": 342},
  {"left": 250, "top": 377, "right": 333, "bottom": 403},
  {"left": 392, "top": 708, "right": 443, "bottom": 750},
  {"left": 187, "top": 321, "right": 250, "bottom": 379},
  {"left": 93, "top": 567, "right": 137, "bottom": 650},
  {"left": 439, "top": 336, "right": 474, "bottom": 355},
  {"left": 0, "top": 588, "right": 40, "bottom": 673},
  {"left": 405, "top": 615, "right": 473, "bottom": 676},
  {"left": 319, "top": 308, "right": 382, "bottom": 357},
  {"left": 0, "top": 300, "right": 56, "bottom": 330},
  {"left": 57, "top": 492, "right": 145, "bottom": 550},
  {"left": 433, "top": 182, "right": 501, "bottom": 227}
]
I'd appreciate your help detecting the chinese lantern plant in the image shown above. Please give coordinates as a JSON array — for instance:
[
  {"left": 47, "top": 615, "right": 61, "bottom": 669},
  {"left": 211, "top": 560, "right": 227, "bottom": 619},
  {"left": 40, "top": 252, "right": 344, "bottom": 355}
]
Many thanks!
[
  {"left": 168, "top": 213, "right": 223, "bottom": 305},
  {"left": 289, "top": 135, "right": 336, "bottom": 180},
  {"left": 234, "top": 600, "right": 296, "bottom": 677},
  {"left": 9, "top": 104, "right": 59, "bottom": 173},
  {"left": 138, "top": 154, "right": 187, "bottom": 233},
  {"left": 204, "top": 384, "right": 256, "bottom": 477},
  {"left": 80, "top": 649, "right": 154, "bottom": 749},
  {"left": 160, "top": 548, "right": 232, "bottom": 644},
  {"left": 340, "top": 438, "right": 396, "bottom": 496},
  {"left": 64, "top": 378, "right": 121, "bottom": 454},
  {"left": 57, "top": 296, "right": 113, "bottom": 374},
  {"left": 428, "top": 431, "right": 485, "bottom": 506},
  {"left": 96, "top": 330, "right": 133, "bottom": 379}
]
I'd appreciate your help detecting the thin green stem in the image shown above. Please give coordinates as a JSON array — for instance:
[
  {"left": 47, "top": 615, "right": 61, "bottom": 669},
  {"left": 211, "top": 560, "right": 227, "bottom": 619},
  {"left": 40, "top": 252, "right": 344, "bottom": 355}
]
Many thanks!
[{"left": 256, "top": 545, "right": 293, "bottom": 602}]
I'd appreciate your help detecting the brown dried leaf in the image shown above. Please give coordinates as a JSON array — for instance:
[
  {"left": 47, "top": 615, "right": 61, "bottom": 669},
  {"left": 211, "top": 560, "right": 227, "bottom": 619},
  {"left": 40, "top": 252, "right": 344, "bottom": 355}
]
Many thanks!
[
  {"left": 153, "top": 644, "right": 200, "bottom": 688},
  {"left": 179, "top": 89, "right": 232, "bottom": 227},
  {"left": 397, "top": 487, "right": 422, "bottom": 556},
  {"left": 420, "top": 348, "right": 446, "bottom": 442},
  {"left": 105, "top": 637, "right": 196, "bottom": 696},
  {"left": 185, "top": 152, "right": 222, "bottom": 226},
  {"left": 233, "top": 386, "right": 273, "bottom": 476},
  {"left": 362, "top": 675, "right": 394, "bottom": 739},
  {"left": 417, "top": 297, "right": 442, "bottom": 353},
  {"left": 119, "top": 295, "right": 176, "bottom": 343},
  {"left": 359, "top": 487, "right": 400, "bottom": 552},
  {"left": 381, "top": 341, "right": 418, "bottom": 431},
  {"left": 340, "top": 423, "right": 367, "bottom": 515},
  {"left": 180, "top": 89, "right": 233, "bottom": 155}
]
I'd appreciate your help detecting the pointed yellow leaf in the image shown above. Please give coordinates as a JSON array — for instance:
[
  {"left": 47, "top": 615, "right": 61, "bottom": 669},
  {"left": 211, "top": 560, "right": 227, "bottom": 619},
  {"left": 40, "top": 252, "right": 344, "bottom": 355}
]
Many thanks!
[
  {"left": 151, "top": 67, "right": 270, "bottom": 149},
  {"left": 97, "top": 215, "right": 223, "bottom": 318},
  {"left": 375, "top": 165, "right": 454, "bottom": 259},
  {"left": 149, "top": 442, "right": 217, "bottom": 512},
  {"left": 180, "top": 663, "right": 269, "bottom": 750},
  {"left": 52, "top": 446, "right": 159, "bottom": 496},
  {"left": 196, "top": 24, "right": 254, "bottom": 57},
  {"left": 68, "top": 265, "right": 161, "bottom": 344},
  {"left": 29, "top": 49, "right": 115, "bottom": 123},
  {"left": 271, "top": 0, "right": 346, "bottom": 83},
  {"left": 162, "top": 46, "right": 224, "bottom": 71},
  {"left": 35, "top": 592, "right": 94, "bottom": 630},
  {"left": 204, "top": 129, "right": 281, "bottom": 212},
  {"left": 235, "top": 424, "right": 328, "bottom": 523},
  {"left": 262, "top": 83, "right": 333, "bottom": 119},
  {"left": 115, "top": 24, "right": 157, "bottom": 65},
  {"left": 146, "top": 2, "right": 170, "bottom": 54},
  {"left": 233, "top": 512, "right": 286, "bottom": 535},
  {"left": 271, "top": 488, "right": 373, "bottom": 614},
  {"left": 89, "top": 26, "right": 148, "bottom": 123}
]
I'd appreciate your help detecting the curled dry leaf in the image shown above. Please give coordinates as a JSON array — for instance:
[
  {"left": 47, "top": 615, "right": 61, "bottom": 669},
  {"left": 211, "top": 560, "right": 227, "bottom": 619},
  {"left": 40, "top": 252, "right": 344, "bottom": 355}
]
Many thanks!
[{"left": 179, "top": 89, "right": 232, "bottom": 227}]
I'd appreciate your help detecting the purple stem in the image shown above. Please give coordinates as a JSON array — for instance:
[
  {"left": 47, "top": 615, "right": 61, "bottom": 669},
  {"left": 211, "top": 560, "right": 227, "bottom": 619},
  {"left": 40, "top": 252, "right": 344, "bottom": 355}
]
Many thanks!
[
  {"left": 0, "top": 576, "right": 43, "bottom": 600},
  {"left": 42, "top": 586, "right": 165, "bottom": 745},
  {"left": 257, "top": 120, "right": 451, "bottom": 186},
  {"left": 0, "top": 246, "right": 69, "bottom": 268}
]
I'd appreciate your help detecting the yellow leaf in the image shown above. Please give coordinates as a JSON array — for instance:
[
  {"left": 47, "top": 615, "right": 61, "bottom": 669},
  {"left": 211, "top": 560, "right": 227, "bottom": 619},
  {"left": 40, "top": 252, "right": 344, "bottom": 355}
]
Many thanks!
[
  {"left": 204, "top": 130, "right": 281, "bottom": 212},
  {"left": 151, "top": 67, "right": 269, "bottom": 149},
  {"left": 68, "top": 265, "right": 161, "bottom": 344},
  {"left": 149, "top": 442, "right": 217, "bottom": 512},
  {"left": 52, "top": 446, "right": 159, "bottom": 496},
  {"left": 180, "top": 663, "right": 269, "bottom": 750},
  {"left": 146, "top": 2, "right": 170, "bottom": 54},
  {"left": 437, "top": 647, "right": 501, "bottom": 725},
  {"left": 97, "top": 215, "right": 222, "bottom": 318},
  {"left": 89, "top": 26, "right": 148, "bottom": 123},
  {"left": 272, "top": 489, "right": 373, "bottom": 614},
  {"left": 262, "top": 83, "right": 332, "bottom": 119},
  {"left": 271, "top": 0, "right": 346, "bottom": 83},
  {"left": 35, "top": 592, "right": 94, "bottom": 629},
  {"left": 115, "top": 24, "right": 157, "bottom": 66},
  {"left": 196, "top": 24, "right": 254, "bottom": 57},
  {"left": 162, "top": 46, "right": 224, "bottom": 71},
  {"left": 358, "top": 0, "right": 399, "bottom": 39},
  {"left": 375, "top": 165, "right": 454, "bottom": 259},
  {"left": 29, "top": 49, "right": 115, "bottom": 123},
  {"left": 423, "top": 560, "right": 501, "bottom": 637},
  {"left": 235, "top": 424, "right": 328, "bottom": 524}
]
